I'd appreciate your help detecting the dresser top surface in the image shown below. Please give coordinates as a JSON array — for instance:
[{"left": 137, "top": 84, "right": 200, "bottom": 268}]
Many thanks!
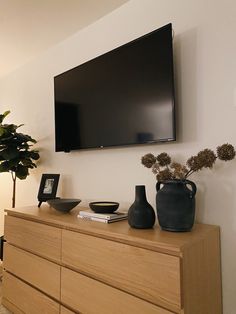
[{"left": 5, "top": 205, "right": 219, "bottom": 256}]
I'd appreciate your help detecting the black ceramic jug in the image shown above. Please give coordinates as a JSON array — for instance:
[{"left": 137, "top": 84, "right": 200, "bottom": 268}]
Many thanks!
[
  {"left": 128, "top": 185, "right": 156, "bottom": 229},
  {"left": 156, "top": 179, "right": 197, "bottom": 232}
]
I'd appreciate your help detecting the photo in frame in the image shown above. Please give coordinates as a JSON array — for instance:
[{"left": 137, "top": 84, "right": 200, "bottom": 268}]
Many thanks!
[{"left": 37, "top": 174, "right": 60, "bottom": 207}]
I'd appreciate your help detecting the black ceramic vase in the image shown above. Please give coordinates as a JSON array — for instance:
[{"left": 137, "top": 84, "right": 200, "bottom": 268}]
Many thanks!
[
  {"left": 128, "top": 185, "right": 156, "bottom": 229},
  {"left": 156, "top": 179, "right": 197, "bottom": 232}
]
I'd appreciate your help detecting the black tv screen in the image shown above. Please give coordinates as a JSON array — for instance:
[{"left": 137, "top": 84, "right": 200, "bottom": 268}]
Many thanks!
[{"left": 54, "top": 23, "right": 176, "bottom": 152}]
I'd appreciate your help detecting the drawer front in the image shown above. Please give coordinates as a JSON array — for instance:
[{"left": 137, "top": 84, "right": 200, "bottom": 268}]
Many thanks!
[
  {"left": 1, "top": 298, "right": 24, "bottom": 314},
  {"left": 4, "top": 215, "right": 61, "bottom": 262},
  {"left": 62, "top": 230, "right": 181, "bottom": 313},
  {"left": 61, "top": 306, "right": 76, "bottom": 314},
  {"left": 4, "top": 243, "right": 60, "bottom": 300},
  {"left": 2, "top": 271, "right": 60, "bottom": 314},
  {"left": 61, "top": 267, "right": 174, "bottom": 314}
]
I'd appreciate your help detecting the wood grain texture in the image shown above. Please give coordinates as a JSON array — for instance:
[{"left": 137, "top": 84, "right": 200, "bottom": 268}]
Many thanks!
[
  {"left": 62, "top": 229, "right": 181, "bottom": 313},
  {"left": 60, "top": 306, "right": 76, "bottom": 314},
  {"left": 181, "top": 226, "right": 222, "bottom": 314},
  {"left": 4, "top": 215, "right": 61, "bottom": 262},
  {"left": 5, "top": 205, "right": 220, "bottom": 256},
  {"left": 2, "top": 298, "right": 24, "bottom": 314},
  {"left": 4, "top": 243, "right": 60, "bottom": 300},
  {"left": 61, "top": 267, "right": 174, "bottom": 314},
  {"left": 3, "top": 207, "right": 222, "bottom": 314},
  {"left": 2, "top": 272, "right": 60, "bottom": 314}
]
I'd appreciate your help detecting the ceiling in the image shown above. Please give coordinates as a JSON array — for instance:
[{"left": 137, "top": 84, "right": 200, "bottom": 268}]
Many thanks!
[{"left": 0, "top": 0, "right": 128, "bottom": 78}]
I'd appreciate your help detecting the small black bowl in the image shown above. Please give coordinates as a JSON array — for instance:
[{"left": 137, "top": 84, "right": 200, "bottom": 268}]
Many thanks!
[
  {"left": 47, "top": 198, "right": 81, "bottom": 212},
  {"left": 89, "top": 201, "right": 119, "bottom": 214}
]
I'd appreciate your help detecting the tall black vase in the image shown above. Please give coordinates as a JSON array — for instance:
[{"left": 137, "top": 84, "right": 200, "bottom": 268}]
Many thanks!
[
  {"left": 128, "top": 185, "right": 156, "bottom": 229},
  {"left": 156, "top": 179, "right": 197, "bottom": 232}
]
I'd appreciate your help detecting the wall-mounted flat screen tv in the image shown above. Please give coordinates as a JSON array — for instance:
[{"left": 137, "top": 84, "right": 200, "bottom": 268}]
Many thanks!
[{"left": 54, "top": 23, "right": 176, "bottom": 152}]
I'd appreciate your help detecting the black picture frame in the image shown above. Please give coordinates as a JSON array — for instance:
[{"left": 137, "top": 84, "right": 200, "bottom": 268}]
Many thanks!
[{"left": 37, "top": 174, "right": 60, "bottom": 207}]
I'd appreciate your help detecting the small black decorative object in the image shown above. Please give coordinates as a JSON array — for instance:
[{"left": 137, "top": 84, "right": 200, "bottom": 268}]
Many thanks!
[
  {"left": 128, "top": 185, "right": 156, "bottom": 229},
  {"left": 89, "top": 202, "right": 119, "bottom": 214},
  {"left": 156, "top": 179, "right": 197, "bottom": 232},
  {"left": 47, "top": 198, "right": 81, "bottom": 212},
  {"left": 37, "top": 174, "right": 60, "bottom": 207}
]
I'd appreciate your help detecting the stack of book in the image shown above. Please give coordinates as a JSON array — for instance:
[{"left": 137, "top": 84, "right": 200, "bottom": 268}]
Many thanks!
[{"left": 78, "top": 210, "right": 128, "bottom": 223}]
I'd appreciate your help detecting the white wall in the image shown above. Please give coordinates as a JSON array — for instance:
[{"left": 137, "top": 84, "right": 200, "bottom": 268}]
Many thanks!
[{"left": 0, "top": 0, "right": 236, "bottom": 312}]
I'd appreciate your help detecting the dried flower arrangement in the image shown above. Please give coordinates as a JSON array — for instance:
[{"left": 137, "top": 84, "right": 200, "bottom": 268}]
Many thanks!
[{"left": 141, "top": 143, "right": 236, "bottom": 182}]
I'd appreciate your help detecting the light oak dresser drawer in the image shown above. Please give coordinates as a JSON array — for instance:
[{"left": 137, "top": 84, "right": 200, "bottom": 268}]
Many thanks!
[
  {"left": 4, "top": 243, "right": 60, "bottom": 300},
  {"left": 62, "top": 230, "right": 181, "bottom": 313},
  {"left": 2, "top": 272, "right": 60, "bottom": 314},
  {"left": 61, "top": 267, "right": 174, "bottom": 314},
  {"left": 61, "top": 306, "right": 76, "bottom": 314},
  {"left": 3, "top": 207, "right": 222, "bottom": 314},
  {"left": 4, "top": 215, "right": 61, "bottom": 262}
]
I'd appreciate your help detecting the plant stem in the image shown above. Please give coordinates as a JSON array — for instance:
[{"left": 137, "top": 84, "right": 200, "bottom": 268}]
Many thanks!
[
  {"left": 185, "top": 169, "right": 194, "bottom": 178},
  {"left": 11, "top": 172, "right": 16, "bottom": 208}
]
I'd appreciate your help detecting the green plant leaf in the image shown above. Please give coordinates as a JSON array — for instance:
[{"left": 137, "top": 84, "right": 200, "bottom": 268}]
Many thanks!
[
  {"left": 0, "top": 111, "right": 10, "bottom": 124},
  {"left": 0, "top": 127, "right": 7, "bottom": 137},
  {"left": 0, "top": 110, "right": 40, "bottom": 181},
  {"left": 0, "top": 147, "right": 19, "bottom": 160},
  {"left": 30, "top": 151, "right": 40, "bottom": 160},
  {"left": 0, "top": 161, "right": 10, "bottom": 172},
  {"left": 5, "top": 124, "right": 18, "bottom": 133},
  {"left": 16, "top": 133, "right": 37, "bottom": 143},
  {"left": 15, "top": 164, "right": 29, "bottom": 180},
  {"left": 20, "top": 158, "right": 37, "bottom": 168}
]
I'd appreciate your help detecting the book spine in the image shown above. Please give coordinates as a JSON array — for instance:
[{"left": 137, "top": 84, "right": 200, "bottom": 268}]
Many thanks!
[
  {"left": 78, "top": 215, "right": 108, "bottom": 223},
  {"left": 107, "top": 218, "right": 126, "bottom": 223},
  {"left": 79, "top": 211, "right": 112, "bottom": 219}
]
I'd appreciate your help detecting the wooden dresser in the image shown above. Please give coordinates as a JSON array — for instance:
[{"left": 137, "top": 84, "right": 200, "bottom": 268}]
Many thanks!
[{"left": 2, "top": 205, "right": 222, "bottom": 314}]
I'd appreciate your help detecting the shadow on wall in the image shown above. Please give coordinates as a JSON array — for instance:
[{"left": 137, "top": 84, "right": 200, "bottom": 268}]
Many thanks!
[
  {"left": 195, "top": 166, "right": 236, "bottom": 224},
  {"left": 174, "top": 28, "right": 198, "bottom": 143},
  {"left": 194, "top": 168, "right": 236, "bottom": 314}
]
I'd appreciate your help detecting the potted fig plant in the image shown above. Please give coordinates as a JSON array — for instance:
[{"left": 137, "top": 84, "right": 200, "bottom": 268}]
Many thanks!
[
  {"left": 0, "top": 111, "right": 40, "bottom": 208},
  {"left": 141, "top": 144, "right": 236, "bottom": 232}
]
